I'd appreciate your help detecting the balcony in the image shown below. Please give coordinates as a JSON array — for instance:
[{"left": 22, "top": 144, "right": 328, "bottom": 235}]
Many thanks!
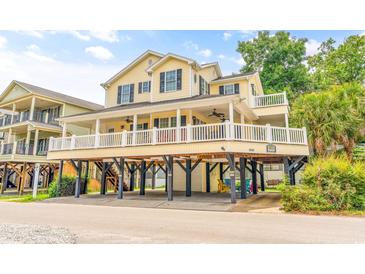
[
  {"left": 49, "top": 122, "right": 308, "bottom": 152},
  {"left": 251, "top": 92, "right": 288, "bottom": 108},
  {"left": 0, "top": 110, "right": 60, "bottom": 127},
  {"left": 0, "top": 141, "right": 49, "bottom": 157}
]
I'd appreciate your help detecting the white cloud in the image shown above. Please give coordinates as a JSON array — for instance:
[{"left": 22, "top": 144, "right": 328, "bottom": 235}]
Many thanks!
[
  {"left": 18, "top": 30, "right": 44, "bottom": 38},
  {"left": 239, "top": 30, "right": 256, "bottom": 37},
  {"left": 183, "top": 40, "right": 199, "bottom": 51},
  {"left": 68, "top": 31, "right": 91, "bottom": 41},
  {"left": 305, "top": 39, "right": 321, "bottom": 56},
  {"left": 26, "top": 44, "right": 40, "bottom": 52},
  {"left": 120, "top": 35, "right": 132, "bottom": 42},
  {"left": 85, "top": 46, "right": 114, "bottom": 61},
  {"left": 234, "top": 57, "right": 245, "bottom": 66},
  {"left": 223, "top": 32, "right": 232, "bottom": 41},
  {"left": 0, "top": 36, "right": 7, "bottom": 48},
  {"left": 23, "top": 51, "right": 56, "bottom": 63},
  {"left": 89, "top": 30, "right": 119, "bottom": 43},
  {"left": 0, "top": 48, "right": 121, "bottom": 104},
  {"left": 197, "top": 49, "right": 212, "bottom": 58},
  {"left": 218, "top": 54, "right": 225, "bottom": 59}
]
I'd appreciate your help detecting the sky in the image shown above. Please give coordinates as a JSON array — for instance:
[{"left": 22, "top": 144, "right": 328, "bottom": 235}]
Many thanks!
[{"left": 0, "top": 30, "right": 363, "bottom": 105}]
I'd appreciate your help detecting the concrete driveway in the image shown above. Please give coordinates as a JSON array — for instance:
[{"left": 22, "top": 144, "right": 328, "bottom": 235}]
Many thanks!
[{"left": 0, "top": 201, "right": 364, "bottom": 243}]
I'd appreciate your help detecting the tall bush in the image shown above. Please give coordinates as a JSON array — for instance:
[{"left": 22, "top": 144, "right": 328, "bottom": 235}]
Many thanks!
[
  {"left": 280, "top": 156, "right": 365, "bottom": 211},
  {"left": 48, "top": 175, "right": 82, "bottom": 198}
]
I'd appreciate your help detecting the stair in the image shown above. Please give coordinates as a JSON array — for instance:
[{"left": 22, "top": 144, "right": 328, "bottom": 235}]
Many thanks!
[{"left": 94, "top": 161, "right": 129, "bottom": 191}]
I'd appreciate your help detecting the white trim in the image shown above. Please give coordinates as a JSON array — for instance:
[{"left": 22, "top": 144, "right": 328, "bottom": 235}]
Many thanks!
[
  {"left": 210, "top": 74, "right": 254, "bottom": 84},
  {"left": 147, "top": 53, "right": 196, "bottom": 73},
  {"left": 189, "top": 66, "right": 192, "bottom": 96}
]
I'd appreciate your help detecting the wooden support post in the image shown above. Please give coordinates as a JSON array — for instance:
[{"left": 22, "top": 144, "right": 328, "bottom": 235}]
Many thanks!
[
  {"left": 260, "top": 163, "right": 265, "bottom": 191},
  {"left": 75, "top": 160, "right": 82, "bottom": 198},
  {"left": 130, "top": 163, "right": 136, "bottom": 191},
  {"left": 83, "top": 161, "right": 89, "bottom": 194},
  {"left": 19, "top": 163, "right": 27, "bottom": 195},
  {"left": 113, "top": 157, "right": 125, "bottom": 199},
  {"left": 252, "top": 161, "right": 258, "bottom": 194},
  {"left": 151, "top": 164, "right": 156, "bottom": 189},
  {"left": 186, "top": 158, "right": 192, "bottom": 197},
  {"left": 139, "top": 160, "right": 146, "bottom": 195},
  {"left": 205, "top": 162, "right": 210, "bottom": 193},
  {"left": 163, "top": 156, "right": 174, "bottom": 201},
  {"left": 32, "top": 163, "right": 40, "bottom": 198},
  {"left": 226, "top": 153, "right": 236, "bottom": 203},
  {"left": 165, "top": 164, "right": 168, "bottom": 193},
  {"left": 100, "top": 162, "right": 107, "bottom": 195},
  {"left": 57, "top": 160, "right": 64, "bottom": 196},
  {"left": 1, "top": 163, "right": 8, "bottom": 194},
  {"left": 239, "top": 157, "right": 247, "bottom": 199},
  {"left": 219, "top": 162, "right": 224, "bottom": 181}
]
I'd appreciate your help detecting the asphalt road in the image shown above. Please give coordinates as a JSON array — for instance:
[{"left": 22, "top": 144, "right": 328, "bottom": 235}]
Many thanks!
[{"left": 0, "top": 201, "right": 364, "bottom": 243}]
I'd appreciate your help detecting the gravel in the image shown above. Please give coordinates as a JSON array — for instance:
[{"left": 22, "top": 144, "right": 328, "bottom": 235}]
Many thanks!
[{"left": 0, "top": 223, "right": 77, "bottom": 244}]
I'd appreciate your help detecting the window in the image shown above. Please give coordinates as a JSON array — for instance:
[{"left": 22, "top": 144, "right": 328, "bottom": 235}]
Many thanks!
[
  {"left": 219, "top": 83, "right": 240, "bottom": 95},
  {"left": 130, "top": 123, "right": 148, "bottom": 131},
  {"left": 159, "top": 118, "right": 169, "bottom": 128},
  {"left": 117, "top": 84, "right": 134, "bottom": 104},
  {"left": 138, "top": 81, "right": 151, "bottom": 93},
  {"left": 108, "top": 128, "right": 115, "bottom": 133},
  {"left": 251, "top": 83, "right": 256, "bottom": 96},
  {"left": 192, "top": 116, "right": 206, "bottom": 125},
  {"left": 199, "top": 76, "right": 209, "bottom": 95},
  {"left": 165, "top": 70, "right": 177, "bottom": 92},
  {"left": 224, "top": 84, "right": 234, "bottom": 95},
  {"left": 160, "top": 69, "right": 182, "bottom": 92}
]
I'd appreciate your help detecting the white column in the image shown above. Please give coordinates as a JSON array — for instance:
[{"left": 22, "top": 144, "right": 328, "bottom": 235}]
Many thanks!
[
  {"left": 10, "top": 103, "right": 16, "bottom": 124},
  {"left": 29, "top": 97, "right": 36, "bottom": 121},
  {"left": 62, "top": 122, "right": 67, "bottom": 137},
  {"left": 188, "top": 109, "right": 193, "bottom": 125},
  {"left": 25, "top": 127, "right": 32, "bottom": 154},
  {"left": 189, "top": 66, "right": 193, "bottom": 96},
  {"left": 33, "top": 129, "right": 39, "bottom": 156},
  {"left": 132, "top": 114, "right": 137, "bottom": 145},
  {"left": 229, "top": 102, "right": 234, "bottom": 123},
  {"left": 284, "top": 113, "right": 289, "bottom": 128},
  {"left": 95, "top": 119, "right": 100, "bottom": 148},
  {"left": 7, "top": 128, "right": 12, "bottom": 143},
  {"left": 32, "top": 163, "right": 40, "bottom": 198},
  {"left": 176, "top": 108, "right": 181, "bottom": 142}
]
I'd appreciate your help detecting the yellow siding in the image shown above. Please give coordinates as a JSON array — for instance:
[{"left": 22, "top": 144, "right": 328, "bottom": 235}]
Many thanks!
[
  {"left": 210, "top": 78, "right": 249, "bottom": 100},
  {"left": 151, "top": 58, "right": 191, "bottom": 102},
  {"left": 105, "top": 54, "right": 161, "bottom": 108}
]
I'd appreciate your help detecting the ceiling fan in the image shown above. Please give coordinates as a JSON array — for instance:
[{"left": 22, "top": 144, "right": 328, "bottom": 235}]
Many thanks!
[
  {"left": 208, "top": 108, "right": 224, "bottom": 118},
  {"left": 124, "top": 117, "right": 133, "bottom": 123}
]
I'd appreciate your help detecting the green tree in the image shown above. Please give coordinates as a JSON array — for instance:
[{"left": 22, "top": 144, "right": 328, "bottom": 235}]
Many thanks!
[
  {"left": 291, "top": 83, "right": 365, "bottom": 158},
  {"left": 237, "top": 31, "right": 310, "bottom": 94},
  {"left": 308, "top": 35, "right": 365, "bottom": 88}
]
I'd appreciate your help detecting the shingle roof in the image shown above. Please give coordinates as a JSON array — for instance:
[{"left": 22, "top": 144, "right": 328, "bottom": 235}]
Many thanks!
[
  {"left": 15, "top": 81, "right": 103, "bottom": 110},
  {"left": 62, "top": 94, "right": 237, "bottom": 119},
  {"left": 212, "top": 71, "right": 257, "bottom": 81}
]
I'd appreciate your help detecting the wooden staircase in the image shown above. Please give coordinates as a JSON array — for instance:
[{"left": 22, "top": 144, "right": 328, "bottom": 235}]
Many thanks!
[{"left": 94, "top": 161, "right": 129, "bottom": 192}]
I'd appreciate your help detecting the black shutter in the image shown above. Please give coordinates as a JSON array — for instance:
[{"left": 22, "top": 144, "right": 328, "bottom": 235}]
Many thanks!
[
  {"left": 181, "top": 115, "right": 187, "bottom": 126},
  {"left": 219, "top": 85, "right": 224, "bottom": 95},
  {"left": 208, "top": 84, "right": 210, "bottom": 95},
  {"left": 143, "top": 123, "right": 148, "bottom": 130},
  {"left": 234, "top": 83, "right": 240, "bottom": 94},
  {"left": 153, "top": 118, "right": 159, "bottom": 128},
  {"left": 148, "top": 81, "right": 151, "bottom": 92},
  {"left": 160, "top": 72, "right": 165, "bottom": 93},
  {"left": 129, "top": 84, "right": 134, "bottom": 102},
  {"left": 177, "top": 69, "right": 182, "bottom": 90},
  {"left": 117, "top": 86, "right": 122, "bottom": 104},
  {"left": 138, "top": 82, "right": 142, "bottom": 93},
  {"left": 129, "top": 124, "right": 133, "bottom": 131},
  {"left": 199, "top": 76, "right": 203, "bottom": 95}
]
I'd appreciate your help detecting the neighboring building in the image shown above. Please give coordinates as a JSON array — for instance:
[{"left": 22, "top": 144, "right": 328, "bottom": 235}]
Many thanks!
[
  {"left": 0, "top": 81, "right": 103, "bottom": 194},
  {"left": 47, "top": 50, "right": 309, "bottom": 203}
]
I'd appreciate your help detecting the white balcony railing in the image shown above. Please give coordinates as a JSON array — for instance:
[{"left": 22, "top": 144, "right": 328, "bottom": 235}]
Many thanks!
[
  {"left": 49, "top": 122, "right": 308, "bottom": 152},
  {"left": 251, "top": 92, "right": 288, "bottom": 108}
]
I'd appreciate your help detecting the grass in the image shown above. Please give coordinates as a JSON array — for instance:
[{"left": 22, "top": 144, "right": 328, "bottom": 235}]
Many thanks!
[
  {"left": 286, "top": 209, "right": 365, "bottom": 217},
  {"left": 0, "top": 193, "right": 50, "bottom": 203},
  {"left": 265, "top": 186, "right": 281, "bottom": 193}
]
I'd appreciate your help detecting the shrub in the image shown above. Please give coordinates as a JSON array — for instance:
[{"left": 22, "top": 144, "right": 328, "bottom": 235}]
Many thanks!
[
  {"left": 48, "top": 175, "right": 84, "bottom": 198},
  {"left": 280, "top": 155, "right": 365, "bottom": 212}
]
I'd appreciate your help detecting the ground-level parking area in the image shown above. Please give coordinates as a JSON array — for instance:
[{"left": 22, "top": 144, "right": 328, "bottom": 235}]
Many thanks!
[
  {"left": 0, "top": 200, "right": 364, "bottom": 243},
  {"left": 42, "top": 190, "right": 281, "bottom": 212}
]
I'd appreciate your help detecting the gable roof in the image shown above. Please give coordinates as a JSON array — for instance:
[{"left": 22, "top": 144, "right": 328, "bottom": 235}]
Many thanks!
[
  {"left": 146, "top": 52, "right": 197, "bottom": 72},
  {"left": 0, "top": 80, "right": 103, "bottom": 110},
  {"left": 101, "top": 50, "right": 164, "bottom": 87},
  {"left": 200, "top": 62, "right": 223, "bottom": 78},
  {"left": 211, "top": 72, "right": 258, "bottom": 83}
]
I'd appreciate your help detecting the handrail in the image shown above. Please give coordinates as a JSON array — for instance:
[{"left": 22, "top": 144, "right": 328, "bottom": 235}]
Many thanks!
[
  {"left": 49, "top": 122, "right": 308, "bottom": 152},
  {"left": 252, "top": 92, "right": 288, "bottom": 107}
]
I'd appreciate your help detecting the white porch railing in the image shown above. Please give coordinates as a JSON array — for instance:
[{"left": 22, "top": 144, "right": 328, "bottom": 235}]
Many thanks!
[
  {"left": 251, "top": 92, "right": 288, "bottom": 107},
  {"left": 49, "top": 122, "right": 308, "bottom": 152}
]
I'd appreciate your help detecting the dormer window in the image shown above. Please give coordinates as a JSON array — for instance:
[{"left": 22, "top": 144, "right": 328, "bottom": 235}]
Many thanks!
[
  {"left": 219, "top": 83, "right": 240, "bottom": 95},
  {"left": 160, "top": 69, "right": 182, "bottom": 93}
]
